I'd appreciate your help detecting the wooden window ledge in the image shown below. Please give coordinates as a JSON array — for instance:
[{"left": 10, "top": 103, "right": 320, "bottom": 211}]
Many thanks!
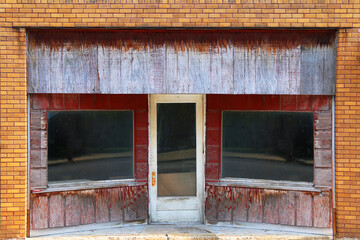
[
  {"left": 31, "top": 179, "right": 145, "bottom": 194},
  {"left": 211, "top": 178, "right": 330, "bottom": 192}
]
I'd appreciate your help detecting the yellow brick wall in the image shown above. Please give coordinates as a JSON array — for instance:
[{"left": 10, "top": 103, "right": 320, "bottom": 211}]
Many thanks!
[
  {"left": 335, "top": 28, "right": 360, "bottom": 238},
  {"left": 0, "top": 27, "right": 27, "bottom": 239},
  {"left": 1, "top": 0, "right": 360, "bottom": 239}
]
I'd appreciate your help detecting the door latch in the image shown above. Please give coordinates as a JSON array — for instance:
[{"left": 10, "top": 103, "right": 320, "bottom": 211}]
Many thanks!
[{"left": 152, "top": 171, "right": 156, "bottom": 186}]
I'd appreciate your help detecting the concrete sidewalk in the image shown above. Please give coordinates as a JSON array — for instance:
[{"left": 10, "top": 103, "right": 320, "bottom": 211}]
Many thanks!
[{"left": 29, "top": 221, "right": 333, "bottom": 240}]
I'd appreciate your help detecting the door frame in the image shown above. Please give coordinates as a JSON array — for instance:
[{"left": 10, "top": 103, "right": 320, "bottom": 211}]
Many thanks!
[{"left": 148, "top": 94, "right": 205, "bottom": 223}]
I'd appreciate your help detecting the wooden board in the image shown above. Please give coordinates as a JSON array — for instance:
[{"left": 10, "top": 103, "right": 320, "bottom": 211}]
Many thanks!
[
  {"left": 95, "top": 189, "right": 110, "bottom": 223},
  {"left": 279, "top": 191, "right": 296, "bottom": 226},
  {"left": 27, "top": 30, "right": 336, "bottom": 95},
  {"left": 49, "top": 194, "right": 65, "bottom": 228},
  {"left": 31, "top": 195, "right": 48, "bottom": 230}
]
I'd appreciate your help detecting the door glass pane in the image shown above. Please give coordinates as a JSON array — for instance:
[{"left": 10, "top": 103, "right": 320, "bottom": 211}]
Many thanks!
[{"left": 157, "top": 103, "right": 196, "bottom": 197}]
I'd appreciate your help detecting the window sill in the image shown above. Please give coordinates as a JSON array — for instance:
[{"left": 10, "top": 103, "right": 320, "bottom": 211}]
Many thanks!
[
  {"left": 31, "top": 179, "right": 145, "bottom": 194},
  {"left": 213, "top": 178, "right": 328, "bottom": 192}
]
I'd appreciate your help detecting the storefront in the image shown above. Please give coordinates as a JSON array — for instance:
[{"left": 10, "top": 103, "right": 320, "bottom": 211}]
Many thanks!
[{"left": 27, "top": 29, "right": 335, "bottom": 231}]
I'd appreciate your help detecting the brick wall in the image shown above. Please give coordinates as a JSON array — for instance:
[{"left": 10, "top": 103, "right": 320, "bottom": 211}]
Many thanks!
[
  {"left": 1, "top": 0, "right": 360, "bottom": 238},
  {"left": 0, "top": 28, "right": 27, "bottom": 239},
  {"left": 335, "top": 28, "right": 360, "bottom": 238}
]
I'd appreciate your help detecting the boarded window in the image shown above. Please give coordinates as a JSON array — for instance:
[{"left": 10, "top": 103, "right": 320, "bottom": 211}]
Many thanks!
[
  {"left": 48, "top": 111, "right": 133, "bottom": 183},
  {"left": 221, "top": 111, "right": 314, "bottom": 182}
]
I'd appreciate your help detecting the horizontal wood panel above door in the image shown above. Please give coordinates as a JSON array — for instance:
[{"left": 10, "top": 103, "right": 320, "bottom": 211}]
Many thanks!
[{"left": 27, "top": 30, "right": 336, "bottom": 95}]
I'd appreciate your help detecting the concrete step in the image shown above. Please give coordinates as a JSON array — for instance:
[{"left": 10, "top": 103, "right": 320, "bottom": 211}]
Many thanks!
[{"left": 29, "top": 222, "right": 333, "bottom": 240}]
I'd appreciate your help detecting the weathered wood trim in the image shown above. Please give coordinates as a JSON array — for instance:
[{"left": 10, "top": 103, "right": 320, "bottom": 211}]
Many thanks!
[
  {"left": 32, "top": 180, "right": 144, "bottom": 194},
  {"left": 216, "top": 179, "right": 322, "bottom": 192},
  {"left": 27, "top": 30, "right": 337, "bottom": 95}
]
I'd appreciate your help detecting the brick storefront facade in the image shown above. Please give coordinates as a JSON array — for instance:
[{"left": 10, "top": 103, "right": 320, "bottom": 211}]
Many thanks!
[{"left": 1, "top": 1, "right": 360, "bottom": 239}]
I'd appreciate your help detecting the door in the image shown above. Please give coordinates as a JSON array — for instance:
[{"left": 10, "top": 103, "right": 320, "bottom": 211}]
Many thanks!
[{"left": 149, "top": 95, "right": 204, "bottom": 222}]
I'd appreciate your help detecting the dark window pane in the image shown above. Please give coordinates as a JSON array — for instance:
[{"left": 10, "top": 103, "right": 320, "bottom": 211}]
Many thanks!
[
  {"left": 48, "top": 111, "right": 133, "bottom": 183},
  {"left": 157, "top": 103, "right": 196, "bottom": 197},
  {"left": 222, "top": 111, "right": 314, "bottom": 182}
]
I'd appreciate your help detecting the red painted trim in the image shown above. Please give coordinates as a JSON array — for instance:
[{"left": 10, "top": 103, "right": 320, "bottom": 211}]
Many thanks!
[{"left": 30, "top": 94, "right": 148, "bottom": 183}]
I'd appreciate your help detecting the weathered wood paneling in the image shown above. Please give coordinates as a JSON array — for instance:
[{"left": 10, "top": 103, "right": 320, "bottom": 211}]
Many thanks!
[
  {"left": 27, "top": 30, "right": 336, "bottom": 95},
  {"left": 31, "top": 195, "right": 48, "bottom": 230},
  {"left": 49, "top": 194, "right": 65, "bottom": 228},
  {"left": 205, "top": 184, "right": 332, "bottom": 228},
  {"left": 30, "top": 184, "right": 148, "bottom": 230}
]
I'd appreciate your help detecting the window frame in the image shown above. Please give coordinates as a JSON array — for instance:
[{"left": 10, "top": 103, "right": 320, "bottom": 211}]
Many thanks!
[
  {"left": 220, "top": 110, "right": 315, "bottom": 184},
  {"left": 205, "top": 95, "right": 333, "bottom": 191},
  {"left": 47, "top": 109, "right": 135, "bottom": 185},
  {"left": 29, "top": 94, "right": 149, "bottom": 193}
]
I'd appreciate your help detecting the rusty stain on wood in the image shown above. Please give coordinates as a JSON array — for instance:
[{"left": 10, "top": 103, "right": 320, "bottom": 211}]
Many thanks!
[
  {"left": 109, "top": 188, "right": 123, "bottom": 222},
  {"left": 279, "top": 191, "right": 296, "bottom": 226},
  {"left": 233, "top": 188, "right": 248, "bottom": 222},
  {"left": 263, "top": 190, "right": 280, "bottom": 224},
  {"left": 217, "top": 186, "right": 232, "bottom": 221},
  {"left": 27, "top": 30, "right": 336, "bottom": 95},
  {"left": 49, "top": 194, "right": 65, "bottom": 228},
  {"left": 124, "top": 186, "right": 137, "bottom": 221},
  {"left": 95, "top": 189, "right": 110, "bottom": 223},
  {"left": 31, "top": 195, "right": 48, "bottom": 230},
  {"left": 205, "top": 184, "right": 331, "bottom": 228},
  {"left": 31, "top": 184, "right": 148, "bottom": 230},
  {"left": 80, "top": 190, "right": 96, "bottom": 225},
  {"left": 313, "top": 193, "right": 331, "bottom": 228},
  {"left": 296, "top": 192, "right": 313, "bottom": 227},
  {"left": 65, "top": 194, "right": 81, "bottom": 226},
  {"left": 248, "top": 188, "right": 263, "bottom": 223}
]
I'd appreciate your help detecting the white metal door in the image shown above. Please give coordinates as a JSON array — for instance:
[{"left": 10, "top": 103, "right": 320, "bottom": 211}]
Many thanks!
[{"left": 149, "top": 95, "right": 204, "bottom": 223}]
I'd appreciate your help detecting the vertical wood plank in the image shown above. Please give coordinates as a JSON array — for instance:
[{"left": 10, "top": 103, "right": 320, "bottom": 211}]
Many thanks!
[
  {"left": 150, "top": 45, "right": 166, "bottom": 93},
  {"left": 243, "top": 48, "right": 256, "bottom": 94},
  {"left": 62, "top": 47, "right": 80, "bottom": 93},
  {"left": 233, "top": 188, "right": 248, "bottom": 222},
  {"left": 323, "top": 46, "right": 337, "bottom": 95},
  {"left": 296, "top": 192, "right": 313, "bottom": 227},
  {"left": 31, "top": 195, "right": 48, "bottom": 230},
  {"left": 80, "top": 190, "right": 96, "bottom": 225},
  {"left": 120, "top": 48, "right": 134, "bottom": 93},
  {"left": 313, "top": 193, "right": 331, "bottom": 228},
  {"left": 136, "top": 185, "right": 148, "bottom": 220},
  {"left": 37, "top": 47, "right": 50, "bottom": 93},
  {"left": 124, "top": 186, "right": 137, "bottom": 221},
  {"left": 65, "top": 194, "right": 81, "bottom": 226},
  {"left": 248, "top": 188, "right": 263, "bottom": 223},
  {"left": 49, "top": 194, "right": 65, "bottom": 228},
  {"left": 205, "top": 185, "right": 218, "bottom": 222},
  {"left": 98, "top": 46, "right": 121, "bottom": 94},
  {"left": 50, "top": 50, "right": 63, "bottom": 93},
  {"left": 288, "top": 45, "right": 301, "bottom": 94},
  {"left": 233, "top": 47, "right": 245, "bottom": 94},
  {"left": 84, "top": 47, "right": 99, "bottom": 93},
  {"left": 27, "top": 47, "right": 39, "bottom": 93},
  {"left": 217, "top": 186, "right": 232, "bottom": 221},
  {"left": 110, "top": 188, "right": 123, "bottom": 222},
  {"left": 256, "top": 48, "right": 276, "bottom": 94},
  {"left": 263, "top": 190, "right": 280, "bottom": 224},
  {"left": 276, "top": 49, "right": 291, "bottom": 94},
  {"left": 279, "top": 191, "right": 296, "bottom": 226},
  {"left": 95, "top": 189, "right": 110, "bottom": 223}
]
